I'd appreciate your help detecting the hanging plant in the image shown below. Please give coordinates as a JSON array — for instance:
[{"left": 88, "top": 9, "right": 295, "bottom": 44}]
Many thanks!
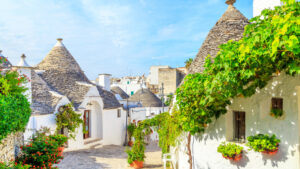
[{"left": 55, "top": 103, "right": 83, "bottom": 139}]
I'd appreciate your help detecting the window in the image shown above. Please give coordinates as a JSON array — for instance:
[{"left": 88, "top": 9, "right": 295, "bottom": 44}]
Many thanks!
[
  {"left": 131, "top": 91, "right": 134, "bottom": 96},
  {"left": 234, "top": 111, "right": 245, "bottom": 142},
  {"left": 271, "top": 98, "right": 283, "bottom": 110},
  {"left": 117, "top": 109, "right": 121, "bottom": 118}
]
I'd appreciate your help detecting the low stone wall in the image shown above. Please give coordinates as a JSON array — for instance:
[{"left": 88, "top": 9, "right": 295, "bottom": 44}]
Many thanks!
[{"left": 0, "top": 133, "right": 24, "bottom": 163}]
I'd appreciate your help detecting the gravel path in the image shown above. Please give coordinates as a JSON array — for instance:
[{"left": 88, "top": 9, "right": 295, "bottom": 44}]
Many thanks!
[{"left": 56, "top": 143, "right": 163, "bottom": 169}]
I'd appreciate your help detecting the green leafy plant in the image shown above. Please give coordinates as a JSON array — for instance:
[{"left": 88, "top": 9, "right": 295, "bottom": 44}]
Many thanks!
[
  {"left": 16, "top": 131, "right": 64, "bottom": 169},
  {"left": 0, "top": 161, "right": 31, "bottom": 169},
  {"left": 185, "top": 58, "right": 193, "bottom": 69},
  {"left": 217, "top": 142, "right": 243, "bottom": 158},
  {"left": 126, "top": 140, "right": 145, "bottom": 164},
  {"left": 270, "top": 108, "right": 284, "bottom": 118},
  {"left": 247, "top": 134, "right": 280, "bottom": 152},
  {"left": 55, "top": 103, "right": 83, "bottom": 139},
  {"left": 164, "top": 94, "right": 174, "bottom": 106},
  {"left": 127, "top": 123, "right": 135, "bottom": 142},
  {"left": 49, "top": 134, "right": 68, "bottom": 147}
]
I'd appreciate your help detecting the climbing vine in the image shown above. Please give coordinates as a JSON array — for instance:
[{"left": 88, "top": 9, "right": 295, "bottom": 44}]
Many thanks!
[
  {"left": 128, "top": 0, "right": 299, "bottom": 167},
  {"left": 0, "top": 61, "right": 31, "bottom": 142},
  {"left": 55, "top": 103, "right": 83, "bottom": 139}
]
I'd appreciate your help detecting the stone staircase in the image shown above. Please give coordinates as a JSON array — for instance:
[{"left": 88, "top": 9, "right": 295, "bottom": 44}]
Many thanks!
[{"left": 84, "top": 138, "right": 103, "bottom": 149}]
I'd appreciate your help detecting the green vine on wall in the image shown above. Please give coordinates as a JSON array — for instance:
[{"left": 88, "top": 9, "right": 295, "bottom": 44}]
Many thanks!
[
  {"left": 176, "top": 0, "right": 299, "bottom": 134},
  {"left": 55, "top": 103, "right": 83, "bottom": 139},
  {"left": 128, "top": 0, "right": 299, "bottom": 167}
]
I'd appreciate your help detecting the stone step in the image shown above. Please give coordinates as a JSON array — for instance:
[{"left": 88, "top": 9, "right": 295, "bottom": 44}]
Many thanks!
[
  {"left": 84, "top": 138, "right": 103, "bottom": 149},
  {"left": 84, "top": 138, "right": 101, "bottom": 145}
]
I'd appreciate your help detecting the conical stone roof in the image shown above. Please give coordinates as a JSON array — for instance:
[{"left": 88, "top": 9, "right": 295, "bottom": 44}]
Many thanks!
[
  {"left": 0, "top": 50, "right": 12, "bottom": 69},
  {"left": 188, "top": 3, "right": 249, "bottom": 74},
  {"left": 111, "top": 86, "right": 129, "bottom": 99},
  {"left": 37, "top": 39, "right": 120, "bottom": 109},
  {"left": 31, "top": 70, "right": 65, "bottom": 114},
  {"left": 128, "top": 88, "right": 163, "bottom": 107}
]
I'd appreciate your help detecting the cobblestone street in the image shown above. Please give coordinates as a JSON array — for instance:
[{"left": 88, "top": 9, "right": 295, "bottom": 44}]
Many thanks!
[{"left": 56, "top": 143, "right": 163, "bottom": 169}]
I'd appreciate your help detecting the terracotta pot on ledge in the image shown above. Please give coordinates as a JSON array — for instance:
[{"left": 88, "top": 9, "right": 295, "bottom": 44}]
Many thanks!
[
  {"left": 130, "top": 161, "right": 143, "bottom": 169},
  {"left": 222, "top": 152, "right": 242, "bottom": 161},
  {"left": 262, "top": 147, "right": 279, "bottom": 155}
]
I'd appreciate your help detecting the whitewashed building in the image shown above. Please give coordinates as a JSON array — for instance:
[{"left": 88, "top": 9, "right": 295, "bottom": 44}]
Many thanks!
[
  {"left": 111, "top": 76, "right": 146, "bottom": 96},
  {"left": 174, "top": 1, "right": 300, "bottom": 169},
  {"left": 128, "top": 88, "right": 168, "bottom": 141},
  {"left": 20, "top": 38, "right": 126, "bottom": 149}
]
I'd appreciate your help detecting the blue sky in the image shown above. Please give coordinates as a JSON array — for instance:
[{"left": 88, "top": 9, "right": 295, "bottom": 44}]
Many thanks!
[{"left": 0, "top": 0, "right": 252, "bottom": 80}]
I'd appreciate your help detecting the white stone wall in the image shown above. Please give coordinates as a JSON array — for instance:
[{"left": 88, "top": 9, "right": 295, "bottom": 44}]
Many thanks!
[
  {"left": 0, "top": 133, "right": 23, "bottom": 163},
  {"left": 102, "top": 108, "right": 127, "bottom": 145},
  {"left": 253, "top": 0, "right": 281, "bottom": 17},
  {"left": 176, "top": 73, "right": 300, "bottom": 169}
]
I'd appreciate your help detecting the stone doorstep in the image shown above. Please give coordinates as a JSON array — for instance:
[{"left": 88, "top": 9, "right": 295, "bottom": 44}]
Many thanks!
[{"left": 63, "top": 138, "right": 103, "bottom": 152}]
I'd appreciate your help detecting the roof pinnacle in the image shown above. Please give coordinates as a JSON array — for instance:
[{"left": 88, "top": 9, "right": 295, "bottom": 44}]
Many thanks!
[
  {"left": 55, "top": 38, "right": 65, "bottom": 47},
  {"left": 226, "top": 0, "right": 236, "bottom": 5},
  {"left": 21, "top": 53, "right": 26, "bottom": 59}
]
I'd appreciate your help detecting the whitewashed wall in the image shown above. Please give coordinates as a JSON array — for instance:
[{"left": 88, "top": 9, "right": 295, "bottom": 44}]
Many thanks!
[
  {"left": 253, "top": 0, "right": 281, "bottom": 17},
  {"left": 102, "top": 108, "right": 127, "bottom": 145},
  {"left": 176, "top": 73, "right": 300, "bottom": 169}
]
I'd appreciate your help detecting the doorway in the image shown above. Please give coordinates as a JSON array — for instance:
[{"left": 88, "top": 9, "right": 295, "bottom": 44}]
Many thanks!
[{"left": 83, "top": 110, "right": 91, "bottom": 139}]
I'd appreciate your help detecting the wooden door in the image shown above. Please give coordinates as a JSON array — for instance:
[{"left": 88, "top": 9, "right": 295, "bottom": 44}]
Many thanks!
[
  {"left": 83, "top": 110, "right": 90, "bottom": 139},
  {"left": 234, "top": 111, "right": 245, "bottom": 142}
]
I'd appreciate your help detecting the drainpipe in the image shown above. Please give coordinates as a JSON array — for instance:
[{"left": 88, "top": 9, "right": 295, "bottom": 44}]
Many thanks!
[{"left": 124, "top": 98, "right": 129, "bottom": 146}]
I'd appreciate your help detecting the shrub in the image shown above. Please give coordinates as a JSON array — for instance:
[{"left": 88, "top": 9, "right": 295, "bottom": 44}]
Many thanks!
[
  {"left": 49, "top": 135, "right": 68, "bottom": 147},
  {"left": 0, "top": 70, "right": 31, "bottom": 142},
  {"left": 217, "top": 142, "right": 243, "bottom": 158},
  {"left": 0, "top": 161, "right": 31, "bottom": 169},
  {"left": 16, "top": 132, "right": 65, "bottom": 168},
  {"left": 247, "top": 134, "right": 280, "bottom": 152}
]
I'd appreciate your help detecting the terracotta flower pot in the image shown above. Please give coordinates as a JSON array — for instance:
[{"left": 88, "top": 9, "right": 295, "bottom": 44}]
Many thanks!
[
  {"left": 130, "top": 161, "right": 143, "bottom": 169},
  {"left": 262, "top": 147, "right": 278, "bottom": 155},
  {"left": 222, "top": 152, "right": 242, "bottom": 161},
  {"left": 57, "top": 147, "right": 65, "bottom": 156},
  {"left": 128, "top": 141, "right": 133, "bottom": 147}
]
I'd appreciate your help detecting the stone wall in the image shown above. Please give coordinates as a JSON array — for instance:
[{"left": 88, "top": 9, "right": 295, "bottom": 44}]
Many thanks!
[
  {"left": 0, "top": 133, "right": 23, "bottom": 163},
  {"left": 158, "top": 68, "right": 186, "bottom": 95}
]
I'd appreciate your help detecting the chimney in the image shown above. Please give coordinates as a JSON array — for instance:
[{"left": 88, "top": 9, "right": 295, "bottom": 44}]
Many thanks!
[
  {"left": 97, "top": 74, "right": 111, "bottom": 91},
  {"left": 15, "top": 54, "right": 32, "bottom": 104}
]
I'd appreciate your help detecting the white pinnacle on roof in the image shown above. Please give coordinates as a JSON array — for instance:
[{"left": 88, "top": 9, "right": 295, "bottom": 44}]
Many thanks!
[
  {"left": 0, "top": 50, "right": 3, "bottom": 57},
  {"left": 17, "top": 54, "right": 31, "bottom": 67},
  {"left": 55, "top": 38, "right": 65, "bottom": 47}
]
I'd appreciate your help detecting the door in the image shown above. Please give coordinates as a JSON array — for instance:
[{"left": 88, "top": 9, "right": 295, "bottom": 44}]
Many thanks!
[
  {"left": 83, "top": 110, "right": 91, "bottom": 139},
  {"left": 234, "top": 111, "right": 245, "bottom": 142}
]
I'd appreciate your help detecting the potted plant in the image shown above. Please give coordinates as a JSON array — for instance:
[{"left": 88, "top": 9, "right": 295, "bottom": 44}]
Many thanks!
[
  {"left": 217, "top": 142, "right": 243, "bottom": 161},
  {"left": 270, "top": 108, "right": 284, "bottom": 118},
  {"left": 127, "top": 123, "right": 135, "bottom": 146},
  {"left": 126, "top": 141, "right": 145, "bottom": 169},
  {"left": 247, "top": 134, "right": 280, "bottom": 155}
]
